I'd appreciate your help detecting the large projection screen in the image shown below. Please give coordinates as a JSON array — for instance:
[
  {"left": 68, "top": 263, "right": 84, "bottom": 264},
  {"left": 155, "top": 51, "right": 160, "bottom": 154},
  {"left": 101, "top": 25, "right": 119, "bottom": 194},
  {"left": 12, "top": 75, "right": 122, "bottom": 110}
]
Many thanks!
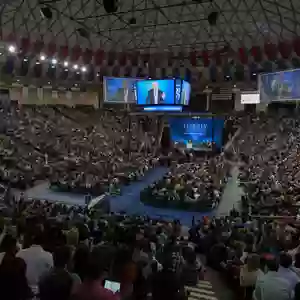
[
  {"left": 241, "top": 92, "right": 260, "bottom": 104},
  {"left": 259, "top": 69, "right": 300, "bottom": 103},
  {"left": 103, "top": 77, "right": 141, "bottom": 103}
]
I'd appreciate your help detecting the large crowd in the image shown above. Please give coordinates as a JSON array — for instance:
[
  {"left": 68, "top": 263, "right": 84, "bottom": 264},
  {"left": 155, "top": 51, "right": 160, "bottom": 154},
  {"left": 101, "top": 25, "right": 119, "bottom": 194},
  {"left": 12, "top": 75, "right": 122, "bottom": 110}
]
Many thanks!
[
  {"left": 0, "top": 102, "right": 158, "bottom": 196},
  {"left": 0, "top": 198, "right": 205, "bottom": 300},
  {"left": 3, "top": 96, "right": 300, "bottom": 300}
]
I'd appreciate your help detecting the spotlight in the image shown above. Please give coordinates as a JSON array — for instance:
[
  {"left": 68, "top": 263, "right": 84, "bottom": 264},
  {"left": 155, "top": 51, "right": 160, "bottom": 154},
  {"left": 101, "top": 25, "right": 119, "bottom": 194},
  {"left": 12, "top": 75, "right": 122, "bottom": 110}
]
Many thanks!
[
  {"left": 8, "top": 45, "right": 16, "bottom": 53},
  {"left": 73, "top": 64, "right": 78, "bottom": 70},
  {"left": 81, "top": 66, "right": 87, "bottom": 72},
  {"left": 51, "top": 58, "right": 57, "bottom": 64},
  {"left": 40, "top": 54, "right": 46, "bottom": 61},
  {"left": 63, "top": 61, "right": 68, "bottom": 67}
]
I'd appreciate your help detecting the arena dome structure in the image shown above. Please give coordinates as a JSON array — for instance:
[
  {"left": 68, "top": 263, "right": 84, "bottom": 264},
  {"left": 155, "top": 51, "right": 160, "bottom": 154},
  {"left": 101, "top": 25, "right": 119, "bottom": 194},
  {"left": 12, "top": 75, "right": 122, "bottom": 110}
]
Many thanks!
[{"left": 0, "top": 0, "right": 299, "bottom": 87}]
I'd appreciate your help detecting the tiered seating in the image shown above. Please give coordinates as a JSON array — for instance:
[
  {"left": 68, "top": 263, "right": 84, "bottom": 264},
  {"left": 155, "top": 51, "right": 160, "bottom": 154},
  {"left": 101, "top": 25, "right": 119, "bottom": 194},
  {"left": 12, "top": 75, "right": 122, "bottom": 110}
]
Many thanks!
[
  {"left": 0, "top": 104, "right": 157, "bottom": 193},
  {"left": 236, "top": 114, "right": 300, "bottom": 215}
]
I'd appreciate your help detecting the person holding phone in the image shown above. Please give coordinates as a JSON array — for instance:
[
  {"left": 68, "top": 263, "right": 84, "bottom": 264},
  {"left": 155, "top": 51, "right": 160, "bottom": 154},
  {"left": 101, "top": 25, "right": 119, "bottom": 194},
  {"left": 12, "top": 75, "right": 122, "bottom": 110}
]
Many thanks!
[{"left": 72, "top": 255, "right": 119, "bottom": 300}]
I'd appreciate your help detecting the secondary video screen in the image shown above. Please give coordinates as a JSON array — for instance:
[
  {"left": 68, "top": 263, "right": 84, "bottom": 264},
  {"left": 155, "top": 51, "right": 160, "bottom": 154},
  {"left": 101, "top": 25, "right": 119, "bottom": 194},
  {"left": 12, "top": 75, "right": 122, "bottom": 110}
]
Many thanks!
[
  {"left": 137, "top": 79, "right": 175, "bottom": 105},
  {"left": 104, "top": 77, "right": 140, "bottom": 103},
  {"left": 181, "top": 80, "right": 191, "bottom": 105}
]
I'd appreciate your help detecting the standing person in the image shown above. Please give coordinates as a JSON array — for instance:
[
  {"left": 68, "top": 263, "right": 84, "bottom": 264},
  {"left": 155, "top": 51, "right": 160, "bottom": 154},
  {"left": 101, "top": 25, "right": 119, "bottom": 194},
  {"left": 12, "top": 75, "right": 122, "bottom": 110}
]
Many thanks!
[
  {"left": 17, "top": 228, "right": 53, "bottom": 294},
  {"left": 39, "top": 246, "right": 81, "bottom": 300},
  {"left": 146, "top": 82, "right": 165, "bottom": 105},
  {"left": 0, "top": 256, "right": 32, "bottom": 300},
  {"left": 253, "top": 258, "right": 292, "bottom": 300},
  {"left": 240, "top": 254, "right": 263, "bottom": 300},
  {"left": 72, "top": 254, "right": 120, "bottom": 300}
]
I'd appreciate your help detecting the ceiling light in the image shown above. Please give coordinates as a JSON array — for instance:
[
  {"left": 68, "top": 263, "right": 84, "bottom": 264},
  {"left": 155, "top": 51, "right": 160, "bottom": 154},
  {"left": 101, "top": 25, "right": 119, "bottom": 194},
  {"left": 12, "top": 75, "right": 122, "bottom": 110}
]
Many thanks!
[
  {"left": 40, "top": 54, "right": 46, "bottom": 61},
  {"left": 64, "top": 69, "right": 68, "bottom": 72},
  {"left": 51, "top": 58, "right": 57, "bottom": 64},
  {"left": 36, "top": 61, "right": 40, "bottom": 65},
  {"left": 8, "top": 45, "right": 16, "bottom": 53},
  {"left": 73, "top": 64, "right": 78, "bottom": 70},
  {"left": 23, "top": 58, "right": 28, "bottom": 62},
  {"left": 81, "top": 66, "right": 87, "bottom": 72},
  {"left": 64, "top": 61, "right": 68, "bottom": 67}
]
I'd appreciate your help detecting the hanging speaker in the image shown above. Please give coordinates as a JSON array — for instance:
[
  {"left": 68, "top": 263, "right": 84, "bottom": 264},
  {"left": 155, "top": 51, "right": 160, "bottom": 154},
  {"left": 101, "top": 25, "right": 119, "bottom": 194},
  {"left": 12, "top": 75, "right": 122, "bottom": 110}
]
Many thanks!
[
  {"left": 103, "top": 0, "right": 118, "bottom": 13},
  {"left": 208, "top": 11, "right": 218, "bottom": 26}
]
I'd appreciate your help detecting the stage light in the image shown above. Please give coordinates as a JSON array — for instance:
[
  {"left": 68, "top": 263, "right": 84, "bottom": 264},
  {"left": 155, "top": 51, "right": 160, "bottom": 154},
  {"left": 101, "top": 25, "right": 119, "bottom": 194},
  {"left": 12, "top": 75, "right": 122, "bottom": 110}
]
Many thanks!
[
  {"left": 64, "top": 61, "right": 68, "bottom": 67},
  {"left": 8, "top": 45, "right": 16, "bottom": 53},
  {"left": 81, "top": 66, "right": 87, "bottom": 72},
  {"left": 51, "top": 58, "right": 57, "bottom": 64},
  {"left": 73, "top": 64, "right": 78, "bottom": 70},
  {"left": 40, "top": 54, "right": 46, "bottom": 61}
]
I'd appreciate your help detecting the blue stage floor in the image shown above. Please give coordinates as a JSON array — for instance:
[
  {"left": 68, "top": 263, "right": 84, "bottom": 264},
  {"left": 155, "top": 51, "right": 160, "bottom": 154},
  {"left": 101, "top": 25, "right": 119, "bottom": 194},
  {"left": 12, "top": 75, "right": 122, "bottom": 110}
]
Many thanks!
[
  {"left": 107, "top": 167, "right": 213, "bottom": 226},
  {"left": 25, "top": 166, "right": 241, "bottom": 226}
]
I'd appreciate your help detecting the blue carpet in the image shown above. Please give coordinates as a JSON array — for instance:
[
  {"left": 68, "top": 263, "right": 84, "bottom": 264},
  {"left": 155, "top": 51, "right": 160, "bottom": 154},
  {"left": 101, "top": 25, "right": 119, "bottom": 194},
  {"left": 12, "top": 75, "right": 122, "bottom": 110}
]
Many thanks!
[{"left": 108, "top": 167, "right": 213, "bottom": 226}]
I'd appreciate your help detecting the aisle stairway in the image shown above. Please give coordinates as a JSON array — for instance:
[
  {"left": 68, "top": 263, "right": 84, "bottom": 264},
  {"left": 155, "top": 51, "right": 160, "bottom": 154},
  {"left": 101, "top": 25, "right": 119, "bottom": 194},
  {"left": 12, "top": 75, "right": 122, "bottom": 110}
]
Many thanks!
[{"left": 186, "top": 280, "right": 218, "bottom": 300}]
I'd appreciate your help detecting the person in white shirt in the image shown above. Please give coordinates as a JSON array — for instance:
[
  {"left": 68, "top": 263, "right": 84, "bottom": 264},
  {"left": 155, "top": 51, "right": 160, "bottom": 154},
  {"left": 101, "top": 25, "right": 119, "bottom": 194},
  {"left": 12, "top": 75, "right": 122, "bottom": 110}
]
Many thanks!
[
  {"left": 16, "top": 231, "right": 53, "bottom": 294},
  {"left": 254, "top": 258, "right": 292, "bottom": 300}
]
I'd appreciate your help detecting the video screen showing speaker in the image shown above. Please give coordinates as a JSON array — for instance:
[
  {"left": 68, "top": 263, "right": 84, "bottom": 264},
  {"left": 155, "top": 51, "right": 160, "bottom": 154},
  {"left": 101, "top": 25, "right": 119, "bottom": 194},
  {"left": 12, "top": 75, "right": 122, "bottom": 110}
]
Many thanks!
[
  {"left": 104, "top": 77, "right": 140, "bottom": 103},
  {"left": 168, "top": 117, "right": 224, "bottom": 151},
  {"left": 259, "top": 69, "right": 300, "bottom": 103},
  {"left": 137, "top": 79, "right": 175, "bottom": 105}
]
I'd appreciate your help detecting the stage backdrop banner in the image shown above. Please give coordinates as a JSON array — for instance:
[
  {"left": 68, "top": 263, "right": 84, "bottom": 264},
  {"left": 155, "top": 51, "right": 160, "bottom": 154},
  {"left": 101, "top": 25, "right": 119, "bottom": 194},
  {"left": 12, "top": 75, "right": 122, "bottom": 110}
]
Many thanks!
[
  {"left": 259, "top": 69, "right": 300, "bottom": 103},
  {"left": 241, "top": 92, "right": 260, "bottom": 104},
  {"left": 103, "top": 77, "right": 141, "bottom": 103},
  {"left": 168, "top": 116, "right": 225, "bottom": 149}
]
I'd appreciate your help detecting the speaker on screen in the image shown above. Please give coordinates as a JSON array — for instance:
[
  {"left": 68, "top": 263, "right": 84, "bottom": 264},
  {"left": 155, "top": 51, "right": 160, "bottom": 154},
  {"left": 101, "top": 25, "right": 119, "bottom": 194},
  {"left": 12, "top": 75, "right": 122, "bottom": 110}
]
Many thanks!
[{"left": 136, "top": 79, "right": 175, "bottom": 105}]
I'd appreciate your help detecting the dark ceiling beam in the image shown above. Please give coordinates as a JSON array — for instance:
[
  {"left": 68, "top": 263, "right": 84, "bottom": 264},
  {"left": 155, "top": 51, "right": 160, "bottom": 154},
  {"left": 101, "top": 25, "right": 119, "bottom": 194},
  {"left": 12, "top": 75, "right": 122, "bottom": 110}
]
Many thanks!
[
  {"left": 97, "top": 18, "right": 206, "bottom": 33},
  {"left": 75, "top": 1, "right": 200, "bottom": 20}
]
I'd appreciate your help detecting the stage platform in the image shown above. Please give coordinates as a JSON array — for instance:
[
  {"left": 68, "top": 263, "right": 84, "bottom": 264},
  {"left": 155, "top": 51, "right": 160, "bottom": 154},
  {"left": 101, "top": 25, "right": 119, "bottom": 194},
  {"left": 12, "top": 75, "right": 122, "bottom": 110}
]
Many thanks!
[
  {"left": 24, "top": 165, "right": 242, "bottom": 226},
  {"left": 25, "top": 182, "right": 87, "bottom": 206}
]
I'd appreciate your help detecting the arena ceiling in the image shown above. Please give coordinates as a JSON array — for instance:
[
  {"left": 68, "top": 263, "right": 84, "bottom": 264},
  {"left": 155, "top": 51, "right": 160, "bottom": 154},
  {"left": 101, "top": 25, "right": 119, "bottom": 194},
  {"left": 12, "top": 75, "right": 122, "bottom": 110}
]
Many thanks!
[{"left": 0, "top": 0, "right": 299, "bottom": 52}]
